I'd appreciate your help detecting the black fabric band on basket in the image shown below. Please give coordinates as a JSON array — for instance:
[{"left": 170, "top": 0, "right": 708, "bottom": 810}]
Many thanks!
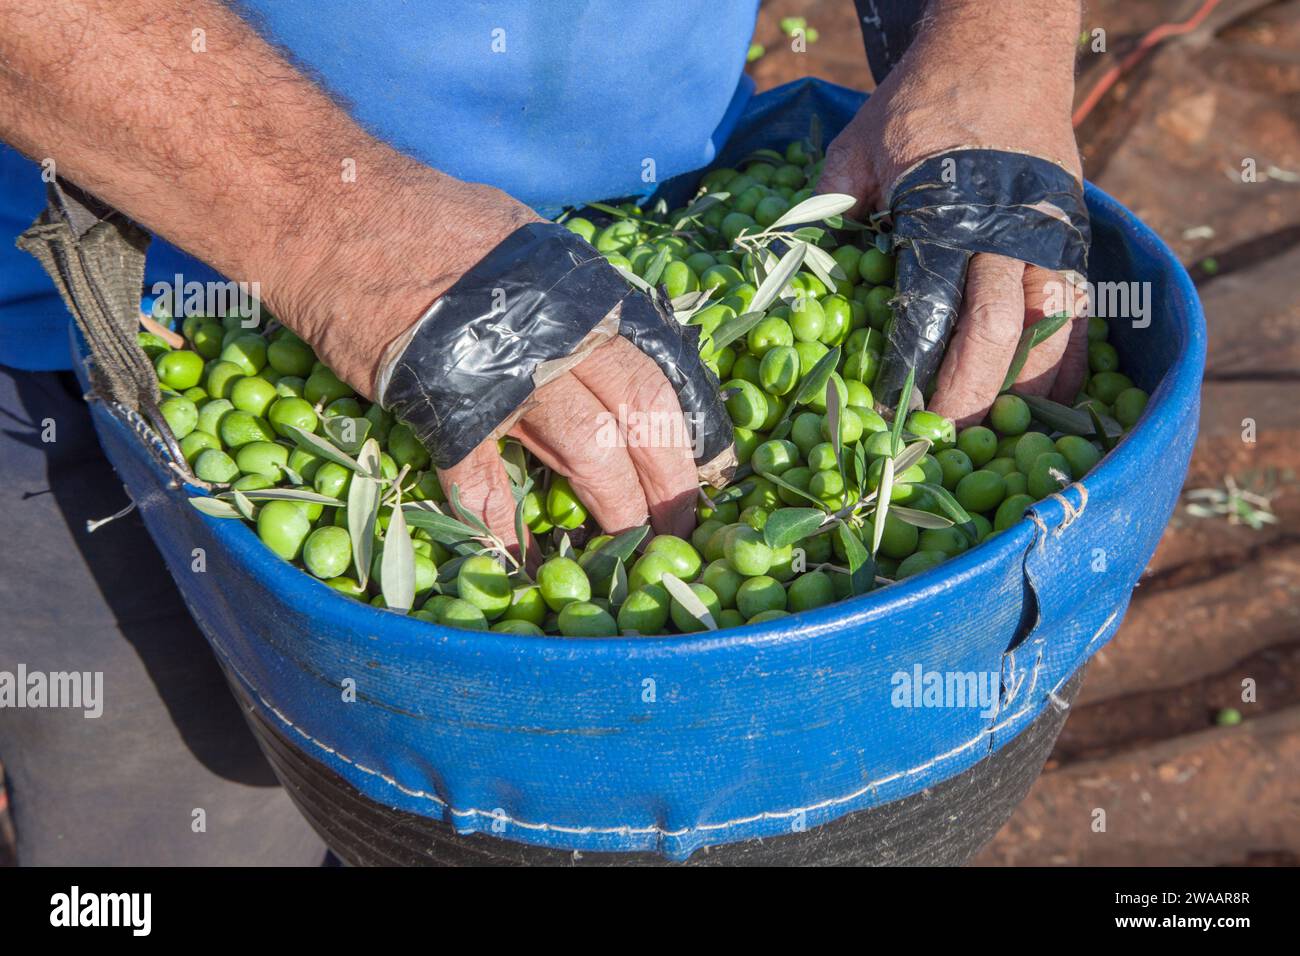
[
  {"left": 381, "top": 221, "right": 733, "bottom": 472},
  {"left": 873, "top": 148, "right": 1091, "bottom": 411}
]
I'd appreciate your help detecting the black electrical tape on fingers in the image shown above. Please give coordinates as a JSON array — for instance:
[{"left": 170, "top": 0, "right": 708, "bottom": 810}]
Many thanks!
[
  {"left": 382, "top": 221, "right": 734, "bottom": 475},
  {"left": 615, "top": 293, "right": 734, "bottom": 470},
  {"left": 381, "top": 222, "right": 630, "bottom": 470},
  {"left": 874, "top": 149, "right": 1091, "bottom": 411}
]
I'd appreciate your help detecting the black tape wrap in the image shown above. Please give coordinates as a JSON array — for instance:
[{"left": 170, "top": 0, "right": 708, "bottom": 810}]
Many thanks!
[
  {"left": 381, "top": 221, "right": 733, "bottom": 472},
  {"left": 874, "top": 149, "right": 1091, "bottom": 411}
]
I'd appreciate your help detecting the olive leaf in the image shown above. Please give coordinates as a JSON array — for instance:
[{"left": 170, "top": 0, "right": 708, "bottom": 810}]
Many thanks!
[
  {"left": 708, "top": 310, "right": 767, "bottom": 352},
  {"left": 835, "top": 520, "right": 874, "bottom": 596},
  {"left": 642, "top": 247, "right": 672, "bottom": 287},
  {"left": 286, "top": 424, "right": 362, "bottom": 473},
  {"left": 585, "top": 201, "right": 633, "bottom": 219},
  {"left": 1021, "top": 394, "right": 1122, "bottom": 440},
  {"left": 799, "top": 241, "right": 847, "bottom": 289},
  {"left": 320, "top": 415, "right": 372, "bottom": 455},
  {"left": 228, "top": 489, "right": 254, "bottom": 520},
  {"left": 608, "top": 559, "right": 629, "bottom": 609},
  {"left": 617, "top": 267, "right": 656, "bottom": 297},
  {"left": 448, "top": 483, "right": 492, "bottom": 538},
  {"left": 1087, "top": 403, "right": 1119, "bottom": 452},
  {"left": 763, "top": 469, "right": 832, "bottom": 511},
  {"left": 769, "top": 193, "right": 856, "bottom": 231},
  {"left": 348, "top": 438, "right": 382, "bottom": 589},
  {"left": 826, "top": 375, "right": 846, "bottom": 491},
  {"left": 888, "top": 505, "right": 954, "bottom": 529},
  {"left": 703, "top": 481, "right": 752, "bottom": 509},
  {"left": 218, "top": 488, "right": 342, "bottom": 505},
  {"left": 501, "top": 440, "right": 529, "bottom": 488},
  {"left": 673, "top": 193, "right": 729, "bottom": 230},
  {"left": 850, "top": 441, "right": 868, "bottom": 496},
  {"left": 768, "top": 418, "right": 793, "bottom": 442},
  {"left": 748, "top": 243, "right": 806, "bottom": 313},
  {"left": 583, "top": 525, "right": 650, "bottom": 584},
  {"left": 741, "top": 148, "right": 787, "bottom": 166},
  {"left": 892, "top": 438, "right": 933, "bottom": 476},
  {"left": 790, "top": 345, "right": 841, "bottom": 411},
  {"left": 437, "top": 554, "right": 468, "bottom": 584},
  {"left": 871, "top": 456, "right": 895, "bottom": 556},
  {"left": 1000, "top": 312, "right": 1072, "bottom": 392},
  {"left": 381, "top": 485, "right": 416, "bottom": 613},
  {"left": 914, "top": 482, "right": 979, "bottom": 542},
  {"left": 672, "top": 287, "right": 715, "bottom": 324},
  {"left": 888, "top": 367, "right": 916, "bottom": 457},
  {"left": 660, "top": 573, "right": 717, "bottom": 631},
  {"left": 558, "top": 533, "right": 576, "bottom": 560},
  {"left": 512, "top": 476, "right": 535, "bottom": 559},
  {"left": 281, "top": 465, "right": 304, "bottom": 486},
  {"left": 762, "top": 507, "right": 827, "bottom": 549},
  {"left": 188, "top": 496, "right": 243, "bottom": 519},
  {"left": 401, "top": 502, "right": 485, "bottom": 545},
  {"left": 823, "top": 213, "right": 871, "bottom": 231}
]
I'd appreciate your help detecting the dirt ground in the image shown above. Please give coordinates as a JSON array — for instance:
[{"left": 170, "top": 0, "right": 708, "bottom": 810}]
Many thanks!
[{"left": 750, "top": 0, "right": 1300, "bottom": 865}]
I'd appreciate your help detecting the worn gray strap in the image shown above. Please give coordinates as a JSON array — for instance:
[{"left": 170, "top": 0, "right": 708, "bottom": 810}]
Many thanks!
[{"left": 16, "top": 178, "right": 192, "bottom": 473}]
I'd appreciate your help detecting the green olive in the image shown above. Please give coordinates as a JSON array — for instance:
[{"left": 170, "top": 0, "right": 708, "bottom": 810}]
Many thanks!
[
  {"left": 787, "top": 571, "right": 835, "bottom": 612},
  {"left": 302, "top": 526, "right": 352, "bottom": 579},
  {"left": 643, "top": 535, "right": 703, "bottom": 582},
  {"left": 989, "top": 394, "right": 1031, "bottom": 436},
  {"left": 256, "top": 499, "right": 311, "bottom": 560},
  {"left": 724, "top": 525, "right": 772, "bottom": 576},
  {"left": 536, "top": 556, "right": 592, "bottom": 611},
  {"left": 558, "top": 601, "right": 619, "bottom": 638},
  {"left": 155, "top": 349, "right": 205, "bottom": 391},
  {"left": 194, "top": 448, "right": 240, "bottom": 483},
  {"left": 456, "top": 554, "right": 512, "bottom": 619},
  {"left": 268, "top": 396, "right": 319, "bottom": 439},
  {"left": 668, "top": 583, "right": 721, "bottom": 633},
  {"left": 160, "top": 396, "right": 198, "bottom": 439},
  {"left": 235, "top": 440, "right": 289, "bottom": 479},
  {"left": 735, "top": 575, "right": 786, "bottom": 619},
  {"left": 617, "top": 583, "right": 671, "bottom": 634}
]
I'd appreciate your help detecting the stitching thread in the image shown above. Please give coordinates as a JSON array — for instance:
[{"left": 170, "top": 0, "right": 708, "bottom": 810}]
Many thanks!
[{"left": 212, "top": 609, "right": 1118, "bottom": 841}]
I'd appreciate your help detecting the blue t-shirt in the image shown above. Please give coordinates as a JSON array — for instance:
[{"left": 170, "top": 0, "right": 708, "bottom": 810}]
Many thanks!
[{"left": 0, "top": 1, "right": 758, "bottom": 370}]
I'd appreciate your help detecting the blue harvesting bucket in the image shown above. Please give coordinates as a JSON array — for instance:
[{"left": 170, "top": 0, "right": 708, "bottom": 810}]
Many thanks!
[{"left": 73, "top": 79, "right": 1205, "bottom": 864}]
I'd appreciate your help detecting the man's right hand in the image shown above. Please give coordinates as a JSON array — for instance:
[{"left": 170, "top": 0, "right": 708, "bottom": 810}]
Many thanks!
[{"left": 0, "top": 0, "right": 713, "bottom": 554}]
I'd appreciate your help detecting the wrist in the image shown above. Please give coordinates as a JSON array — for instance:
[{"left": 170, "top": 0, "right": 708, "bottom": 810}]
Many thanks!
[
  {"left": 914, "top": 0, "right": 1080, "bottom": 104},
  {"left": 863, "top": 0, "right": 1082, "bottom": 189},
  {"left": 268, "top": 153, "right": 542, "bottom": 397}
]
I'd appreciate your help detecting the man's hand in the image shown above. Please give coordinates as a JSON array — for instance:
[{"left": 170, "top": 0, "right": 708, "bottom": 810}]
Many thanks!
[
  {"left": 818, "top": 0, "right": 1089, "bottom": 425},
  {"left": 0, "top": 0, "right": 701, "bottom": 552}
]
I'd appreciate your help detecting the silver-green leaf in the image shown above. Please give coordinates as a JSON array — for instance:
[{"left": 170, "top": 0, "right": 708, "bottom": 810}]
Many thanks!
[
  {"left": 380, "top": 486, "right": 416, "bottom": 613},
  {"left": 660, "top": 573, "right": 717, "bottom": 631},
  {"left": 769, "top": 192, "right": 856, "bottom": 230}
]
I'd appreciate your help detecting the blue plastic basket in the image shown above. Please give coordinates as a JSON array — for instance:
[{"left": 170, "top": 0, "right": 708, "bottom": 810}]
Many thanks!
[{"left": 74, "top": 79, "right": 1205, "bottom": 862}]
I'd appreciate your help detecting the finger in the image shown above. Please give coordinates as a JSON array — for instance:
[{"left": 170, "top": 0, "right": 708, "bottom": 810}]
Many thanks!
[
  {"left": 437, "top": 438, "right": 523, "bottom": 557},
  {"left": 509, "top": 371, "right": 651, "bottom": 534},
  {"left": 1050, "top": 279, "right": 1092, "bottom": 403},
  {"left": 816, "top": 114, "right": 885, "bottom": 216},
  {"left": 570, "top": 336, "right": 698, "bottom": 538},
  {"left": 1013, "top": 266, "right": 1074, "bottom": 396},
  {"left": 928, "top": 253, "right": 1026, "bottom": 427}
]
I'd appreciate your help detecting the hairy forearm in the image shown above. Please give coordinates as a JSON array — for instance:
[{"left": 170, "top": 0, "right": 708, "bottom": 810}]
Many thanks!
[
  {"left": 0, "top": 0, "right": 535, "bottom": 392},
  {"left": 919, "top": 0, "right": 1082, "bottom": 108}
]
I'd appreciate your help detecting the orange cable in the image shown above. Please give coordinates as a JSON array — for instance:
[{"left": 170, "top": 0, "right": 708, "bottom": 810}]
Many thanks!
[{"left": 1073, "top": 0, "right": 1223, "bottom": 127}]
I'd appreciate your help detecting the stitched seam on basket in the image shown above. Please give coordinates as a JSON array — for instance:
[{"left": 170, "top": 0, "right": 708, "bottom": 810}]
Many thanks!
[{"left": 213, "top": 613, "right": 1115, "bottom": 840}]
